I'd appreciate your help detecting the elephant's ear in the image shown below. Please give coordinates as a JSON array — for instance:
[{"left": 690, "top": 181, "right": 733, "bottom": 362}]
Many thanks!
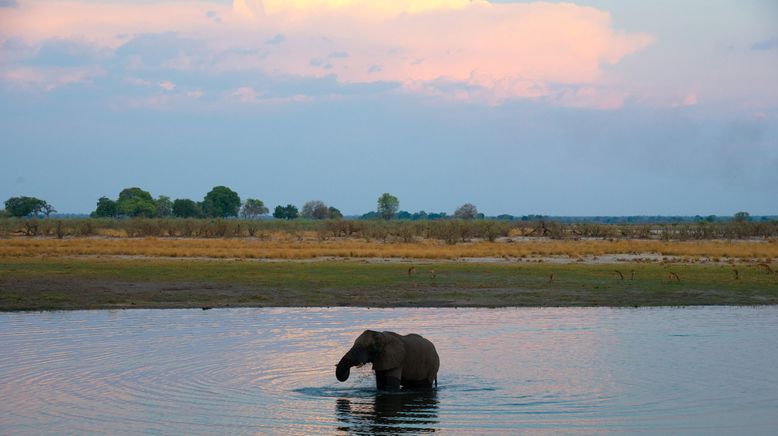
[{"left": 372, "top": 332, "right": 406, "bottom": 371}]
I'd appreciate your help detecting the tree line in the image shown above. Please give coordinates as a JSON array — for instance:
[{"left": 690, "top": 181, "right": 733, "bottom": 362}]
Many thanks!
[
  {"left": 2, "top": 189, "right": 765, "bottom": 225},
  {"left": 86, "top": 186, "right": 347, "bottom": 220},
  {"left": 3, "top": 188, "right": 483, "bottom": 221}
]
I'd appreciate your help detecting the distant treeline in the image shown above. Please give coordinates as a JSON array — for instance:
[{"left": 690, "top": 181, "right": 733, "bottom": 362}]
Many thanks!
[
  {"left": 2, "top": 187, "right": 773, "bottom": 225},
  {"left": 2, "top": 217, "right": 777, "bottom": 242}
]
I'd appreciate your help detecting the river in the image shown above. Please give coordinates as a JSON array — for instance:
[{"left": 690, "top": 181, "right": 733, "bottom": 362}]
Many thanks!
[{"left": 1, "top": 307, "right": 777, "bottom": 434}]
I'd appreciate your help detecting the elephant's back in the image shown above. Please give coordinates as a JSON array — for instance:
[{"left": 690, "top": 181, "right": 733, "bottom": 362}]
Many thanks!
[{"left": 401, "top": 333, "right": 440, "bottom": 380}]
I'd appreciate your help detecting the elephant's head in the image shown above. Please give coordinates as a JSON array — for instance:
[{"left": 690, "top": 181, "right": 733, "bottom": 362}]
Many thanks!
[{"left": 336, "top": 330, "right": 406, "bottom": 382}]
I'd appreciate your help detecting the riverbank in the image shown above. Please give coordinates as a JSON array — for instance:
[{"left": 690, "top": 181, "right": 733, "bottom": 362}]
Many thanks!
[{"left": 1, "top": 257, "right": 776, "bottom": 310}]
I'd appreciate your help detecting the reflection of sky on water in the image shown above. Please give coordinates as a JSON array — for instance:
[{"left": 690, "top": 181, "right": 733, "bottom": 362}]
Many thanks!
[{"left": 1, "top": 307, "right": 777, "bottom": 434}]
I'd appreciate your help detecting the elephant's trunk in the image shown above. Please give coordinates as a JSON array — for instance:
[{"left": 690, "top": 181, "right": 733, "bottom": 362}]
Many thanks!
[
  {"left": 335, "top": 347, "right": 368, "bottom": 382},
  {"left": 336, "top": 357, "right": 352, "bottom": 382}
]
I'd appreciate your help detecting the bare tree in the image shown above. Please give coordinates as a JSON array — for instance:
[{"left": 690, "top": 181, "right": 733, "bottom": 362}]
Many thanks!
[{"left": 42, "top": 202, "right": 57, "bottom": 218}]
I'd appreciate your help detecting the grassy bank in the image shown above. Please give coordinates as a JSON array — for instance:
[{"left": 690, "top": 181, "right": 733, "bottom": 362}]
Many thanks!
[{"left": 1, "top": 257, "right": 776, "bottom": 310}]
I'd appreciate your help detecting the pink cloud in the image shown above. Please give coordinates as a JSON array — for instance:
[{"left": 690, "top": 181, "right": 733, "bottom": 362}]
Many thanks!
[
  {"left": 2, "top": 66, "right": 102, "bottom": 91},
  {"left": 1, "top": 0, "right": 654, "bottom": 107}
]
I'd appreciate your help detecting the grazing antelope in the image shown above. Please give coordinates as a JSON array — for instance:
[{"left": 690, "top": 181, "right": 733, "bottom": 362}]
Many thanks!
[
  {"left": 757, "top": 263, "right": 774, "bottom": 274},
  {"left": 732, "top": 268, "right": 739, "bottom": 280},
  {"left": 429, "top": 269, "right": 437, "bottom": 279},
  {"left": 614, "top": 270, "right": 624, "bottom": 280},
  {"left": 668, "top": 271, "right": 680, "bottom": 282},
  {"left": 407, "top": 266, "right": 416, "bottom": 276}
]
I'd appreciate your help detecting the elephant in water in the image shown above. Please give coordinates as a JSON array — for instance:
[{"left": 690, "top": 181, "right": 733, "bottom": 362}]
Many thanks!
[{"left": 336, "top": 330, "right": 439, "bottom": 391}]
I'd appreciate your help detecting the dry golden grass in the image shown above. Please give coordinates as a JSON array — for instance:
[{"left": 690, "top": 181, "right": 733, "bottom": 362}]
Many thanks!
[{"left": 1, "top": 236, "right": 777, "bottom": 260}]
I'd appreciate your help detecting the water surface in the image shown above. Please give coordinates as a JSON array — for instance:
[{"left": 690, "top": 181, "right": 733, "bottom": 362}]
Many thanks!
[{"left": 1, "top": 307, "right": 777, "bottom": 434}]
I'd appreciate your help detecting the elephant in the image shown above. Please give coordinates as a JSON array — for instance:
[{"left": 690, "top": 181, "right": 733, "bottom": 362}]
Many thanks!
[{"left": 336, "top": 330, "right": 439, "bottom": 391}]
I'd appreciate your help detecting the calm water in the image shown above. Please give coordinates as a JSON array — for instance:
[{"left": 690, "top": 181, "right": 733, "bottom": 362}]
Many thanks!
[{"left": 1, "top": 307, "right": 777, "bottom": 435}]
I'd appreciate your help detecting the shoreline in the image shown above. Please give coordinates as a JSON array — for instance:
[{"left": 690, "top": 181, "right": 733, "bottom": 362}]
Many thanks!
[
  {"left": 2, "top": 256, "right": 776, "bottom": 311},
  {"left": 11, "top": 252, "right": 770, "bottom": 265}
]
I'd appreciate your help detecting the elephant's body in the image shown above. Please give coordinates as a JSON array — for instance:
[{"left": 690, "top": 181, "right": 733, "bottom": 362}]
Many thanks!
[{"left": 336, "top": 330, "right": 440, "bottom": 391}]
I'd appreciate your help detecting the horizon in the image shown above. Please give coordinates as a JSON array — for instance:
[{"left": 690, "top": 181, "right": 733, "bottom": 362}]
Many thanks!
[{"left": 1, "top": 0, "right": 777, "bottom": 215}]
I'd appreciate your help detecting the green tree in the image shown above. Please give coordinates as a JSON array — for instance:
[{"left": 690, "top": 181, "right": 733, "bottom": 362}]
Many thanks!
[
  {"left": 301, "top": 200, "right": 330, "bottom": 220},
  {"left": 273, "top": 204, "right": 299, "bottom": 220},
  {"left": 202, "top": 186, "right": 241, "bottom": 218},
  {"left": 328, "top": 206, "right": 343, "bottom": 219},
  {"left": 734, "top": 211, "right": 750, "bottom": 223},
  {"left": 397, "top": 211, "right": 412, "bottom": 220},
  {"left": 454, "top": 203, "right": 479, "bottom": 220},
  {"left": 117, "top": 187, "right": 156, "bottom": 218},
  {"left": 155, "top": 196, "right": 173, "bottom": 218},
  {"left": 92, "top": 197, "right": 118, "bottom": 218},
  {"left": 172, "top": 199, "right": 202, "bottom": 218},
  {"left": 241, "top": 199, "right": 269, "bottom": 219},
  {"left": 377, "top": 193, "right": 399, "bottom": 220},
  {"left": 4, "top": 196, "right": 47, "bottom": 217}
]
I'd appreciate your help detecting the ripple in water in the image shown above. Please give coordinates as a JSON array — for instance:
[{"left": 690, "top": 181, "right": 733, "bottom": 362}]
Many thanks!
[{"left": 1, "top": 307, "right": 778, "bottom": 434}]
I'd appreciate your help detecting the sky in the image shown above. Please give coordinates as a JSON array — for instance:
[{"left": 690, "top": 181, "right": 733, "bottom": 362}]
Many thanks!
[{"left": 0, "top": 0, "right": 776, "bottom": 216}]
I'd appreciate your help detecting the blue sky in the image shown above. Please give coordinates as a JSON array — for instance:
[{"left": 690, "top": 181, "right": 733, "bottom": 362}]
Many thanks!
[{"left": 0, "top": 0, "right": 776, "bottom": 215}]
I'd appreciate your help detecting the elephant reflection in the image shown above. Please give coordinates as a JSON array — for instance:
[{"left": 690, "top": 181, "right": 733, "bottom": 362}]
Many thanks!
[{"left": 335, "top": 391, "right": 439, "bottom": 434}]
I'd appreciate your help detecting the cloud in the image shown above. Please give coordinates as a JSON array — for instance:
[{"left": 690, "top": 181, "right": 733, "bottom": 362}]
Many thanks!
[
  {"left": 238, "top": 0, "right": 477, "bottom": 20},
  {"left": 2, "top": 66, "right": 103, "bottom": 91},
  {"left": 205, "top": 10, "right": 221, "bottom": 23},
  {"left": 0, "top": 0, "right": 18, "bottom": 8},
  {"left": 159, "top": 80, "right": 176, "bottom": 91},
  {"left": 0, "top": 0, "right": 654, "bottom": 107},
  {"left": 115, "top": 33, "right": 204, "bottom": 69},
  {"left": 752, "top": 37, "right": 778, "bottom": 51},
  {"left": 227, "top": 86, "right": 312, "bottom": 105},
  {"left": 266, "top": 34, "right": 285, "bottom": 45},
  {"left": 232, "top": 0, "right": 653, "bottom": 106},
  {"left": 26, "top": 38, "right": 109, "bottom": 67}
]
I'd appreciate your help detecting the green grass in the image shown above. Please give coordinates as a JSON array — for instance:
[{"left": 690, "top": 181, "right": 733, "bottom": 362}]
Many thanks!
[{"left": 1, "top": 258, "right": 776, "bottom": 310}]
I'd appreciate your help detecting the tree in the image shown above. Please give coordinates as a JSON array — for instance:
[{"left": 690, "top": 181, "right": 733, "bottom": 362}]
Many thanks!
[
  {"left": 41, "top": 202, "right": 56, "bottom": 217},
  {"left": 397, "top": 211, "right": 412, "bottom": 220},
  {"left": 92, "top": 197, "right": 118, "bottom": 218},
  {"left": 377, "top": 193, "right": 399, "bottom": 220},
  {"left": 273, "top": 204, "right": 299, "bottom": 220},
  {"left": 4, "top": 196, "right": 46, "bottom": 217},
  {"left": 360, "top": 211, "right": 380, "bottom": 220},
  {"left": 117, "top": 187, "right": 156, "bottom": 218},
  {"left": 734, "top": 211, "right": 750, "bottom": 223},
  {"left": 412, "top": 211, "right": 428, "bottom": 220},
  {"left": 328, "top": 206, "right": 343, "bottom": 219},
  {"left": 454, "top": 203, "right": 479, "bottom": 220},
  {"left": 202, "top": 186, "right": 241, "bottom": 218},
  {"left": 301, "top": 200, "right": 330, "bottom": 220},
  {"left": 155, "top": 196, "right": 173, "bottom": 218},
  {"left": 172, "top": 199, "right": 202, "bottom": 218},
  {"left": 241, "top": 199, "right": 269, "bottom": 219}
]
